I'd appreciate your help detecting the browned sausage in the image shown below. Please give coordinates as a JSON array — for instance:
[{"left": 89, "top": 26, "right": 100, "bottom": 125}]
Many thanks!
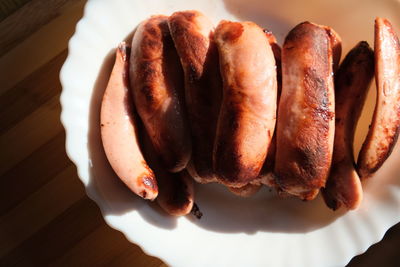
[
  {"left": 274, "top": 22, "right": 335, "bottom": 200},
  {"left": 255, "top": 30, "right": 282, "bottom": 188},
  {"left": 101, "top": 42, "right": 158, "bottom": 200},
  {"left": 230, "top": 30, "right": 282, "bottom": 196},
  {"left": 357, "top": 18, "right": 400, "bottom": 178},
  {"left": 213, "top": 20, "right": 278, "bottom": 187},
  {"left": 156, "top": 170, "right": 195, "bottom": 216},
  {"left": 322, "top": 41, "right": 374, "bottom": 210},
  {"left": 139, "top": 128, "right": 195, "bottom": 216},
  {"left": 168, "top": 11, "right": 222, "bottom": 183},
  {"left": 130, "top": 15, "right": 191, "bottom": 173},
  {"left": 228, "top": 183, "right": 261, "bottom": 197}
]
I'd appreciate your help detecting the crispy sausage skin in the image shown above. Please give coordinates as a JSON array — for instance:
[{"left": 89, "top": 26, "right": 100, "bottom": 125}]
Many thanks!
[
  {"left": 130, "top": 15, "right": 191, "bottom": 173},
  {"left": 357, "top": 18, "right": 400, "bottom": 178},
  {"left": 274, "top": 22, "right": 335, "bottom": 200},
  {"left": 213, "top": 21, "right": 277, "bottom": 187},
  {"left": 140, "top": 130, "right": 194, "bottom": 216},
  {"left": 100, "top": 42, "right": 158, "bottom": 200},
  {"left": 322, "top": 41, "right": 374, "bottom": 210},
  {"left": 168, "top": 11, "right": 222, "bottom": 183}
]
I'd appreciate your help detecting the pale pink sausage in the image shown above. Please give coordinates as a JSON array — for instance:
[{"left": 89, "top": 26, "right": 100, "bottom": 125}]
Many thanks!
[
  {"left": 357, "top": 17, "right": 400, "bottom": 178},
  {"left": 100, "top": 42, "right": 158, "bottom": 200}
]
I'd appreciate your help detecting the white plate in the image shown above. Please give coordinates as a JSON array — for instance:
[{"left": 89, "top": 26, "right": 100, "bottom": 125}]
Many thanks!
[{"left": 60, "top": 0, "right": 400, "bottom": 266}]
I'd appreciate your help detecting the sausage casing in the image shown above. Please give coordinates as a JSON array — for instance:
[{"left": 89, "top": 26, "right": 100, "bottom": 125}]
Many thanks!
[
  {"left": 274, "top": 22, "right": 335, "bottom": 200},
  {"left": 130, "top": 15, "right": 192, "bottom": 173},
  {"left": 213, "top": 20, "right": 277, "bottom": 187},
  {"left": 101, "top": 42, "right": 158, "bottom": 200},
  {"left": 322, "top": 41, "right": 374, "bottom": 210},
  {"left": 357, "top": 18, "right": 400, "bottom": 178},
  {"left": 168, "top": 11, "right": 222, "bottom": 183}
]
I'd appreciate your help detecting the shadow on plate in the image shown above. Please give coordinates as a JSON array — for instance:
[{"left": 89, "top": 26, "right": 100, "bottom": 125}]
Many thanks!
[{"left": 86, "top": 8, "right": 400, "bottom": 235}]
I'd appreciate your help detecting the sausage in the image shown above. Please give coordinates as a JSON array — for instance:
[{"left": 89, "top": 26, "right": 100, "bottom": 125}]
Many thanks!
[
  {"left": 168, "top": 11, "right": 222, "bottom": 183},
  {"left": 229, "top": 30, "right": 282, "bottom": 196},
  {"left": 100, "top": 42, "right": 158, "bottom": 200},
  {"left": 156, "top": 170, "right": 195, "bottom": 216},
  {"left": 258, "top": 134, "right": 278, "bottom": 187},
  {"left": 140, "top": 127, "right": 194, "bottom": 216},
  {"left": 322, "top": 41, "right": 374, "bottom": 210},
  {"left": 213, "top": 20, "right": 277, "bottom": 187},
  {"left": 274, "top": 22, "right": 335, "bottom": 200},
  {"left": 323, "top": 26, "right": 342, "bottom": 72},
  {"left": 263, "top": 29, "right": 282, "bottom": 97},
  {"left": 228, "top": 183, "right": 261, "bottom": 197},
  {"left": 130, "top": 15, "right": 191, "bottom": 173},
  {"left": 255, "top": 30, "right": 282, "bottom": 188},
  {"left": 357, "top": 17, "right": 400, "bottom": 178}
]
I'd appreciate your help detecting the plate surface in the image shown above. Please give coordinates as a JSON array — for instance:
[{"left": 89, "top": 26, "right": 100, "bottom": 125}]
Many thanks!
[{"left": 60, "top": 0, "right": 400, "bottom": 266}]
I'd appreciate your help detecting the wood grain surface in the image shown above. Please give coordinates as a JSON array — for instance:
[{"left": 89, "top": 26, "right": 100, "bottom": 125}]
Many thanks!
[{"left": 0, "top": 0, "right": 398, "bottom": 266}]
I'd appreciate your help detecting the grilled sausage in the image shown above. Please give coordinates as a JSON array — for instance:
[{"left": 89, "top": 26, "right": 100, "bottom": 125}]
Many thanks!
[
  {"left": 255, "top": 30, "right": 282, "bottom": 188},
  {"left": 156, "top": 170, "right": 195, "bottom": 216},
  {"left": 230, "top": 30, "right": 282, "bottom": 195},
  {"left": 357, "top": 18, "right": 400, "bottom": 178},
  {"left": 213, "top": 20, "right": 278, "bottom": 187},
  {"left": 130, "top": 15, "right": 191, "bottom": 173},
  {"left": 228, "top": 183, "right": 261, "bottom": 197},
  {"left": 139, "top": 128, "right": 194, "bottom": 216},
  {"left": 100, "top": 42, "right": 158, "bottom": 200},
  {"left": 139, "top": 129, "right": 194, "bottom": 216},
  {"left": 322, "top": 41, "right": 374, "bottom": 210},
  {"left": 274, "top": 22, "right": 335, "bottom": 200},
  {"left": 168, "top": 11, "right": 222, "bottom": 183}
]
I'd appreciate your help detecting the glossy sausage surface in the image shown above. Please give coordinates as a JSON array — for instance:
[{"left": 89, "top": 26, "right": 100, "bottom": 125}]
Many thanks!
[
  {"left": 168, "top": 11, "right": 222, "bottom": 183},
  {"left": 130, "top": 15, "right": 191, "bottom": 173},
  {"left": 274, "top": 22, "right": 335, "bottom": 200},
  {"left": 257, "top": 30, "right": 282, "bottom": 188},
  {"left": 101, "top": 42, "right": 158, "bottom": 200},
  {"left": 213, "top": 20, "right": 277, "bottom": 187}
]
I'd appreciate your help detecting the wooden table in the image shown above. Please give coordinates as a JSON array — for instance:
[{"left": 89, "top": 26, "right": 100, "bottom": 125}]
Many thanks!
[{"left": 0, "top": 0, "right": 398, "bottom": 266}]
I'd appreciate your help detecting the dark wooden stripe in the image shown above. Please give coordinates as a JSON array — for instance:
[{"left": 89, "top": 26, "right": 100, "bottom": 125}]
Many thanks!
[
  {"left": 50, "top": 222, "right": 162, "bottom": 267},
  {"left": 0, "top": 131, "right": 71, "bottom": 216},
  {"left": 0, "top": 196, "right": 103, "bottom": 267},
  {"left": 0, "top": 0, "right": 81, "bottom": 57},
  {"left": 0, "top": 50, "right": 67, "bottom": 135},
  {"left": 0, "top": 0, "right": 30, "bottom": 22}
]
